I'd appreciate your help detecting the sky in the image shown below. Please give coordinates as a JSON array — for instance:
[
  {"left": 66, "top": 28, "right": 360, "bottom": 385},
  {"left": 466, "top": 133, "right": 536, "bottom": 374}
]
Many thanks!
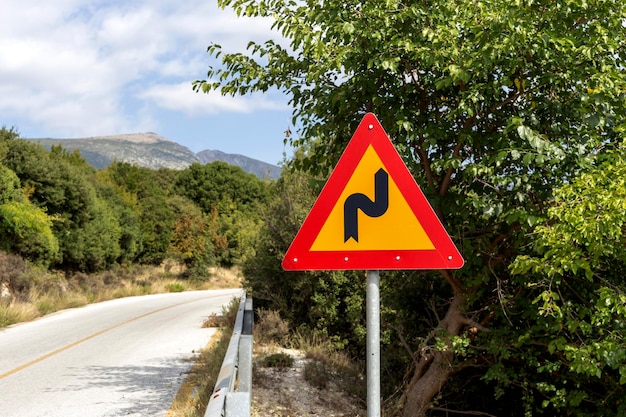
[{"left": 0, "top": 0, "right": 294, "bottom": 165}]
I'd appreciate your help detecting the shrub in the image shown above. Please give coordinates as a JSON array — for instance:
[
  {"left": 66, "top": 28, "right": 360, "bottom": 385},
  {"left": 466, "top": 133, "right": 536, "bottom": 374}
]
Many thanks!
[
  {"left": 255, "top": 308, "right": 290, "bottom": 344},
  {"left": 202, "top": 312, "right": 224, "bottom": 328},
  {"left": 303, "top": 360, "right": 333, "bottom": 389},
  {"left": 263, "top": 352, "right": 294, "bottom": 369},
  {"left": 0, "top": 251, "right": 30, "bottom": 299},
  {"left": 294, "top": 328, "right": 366, "bottom": 401},
  {"left": 167, "top": 282, "right": 185, "bottom": 292},
  {"left": 0, "top": 201, "right": 59, "bottom": 265}
]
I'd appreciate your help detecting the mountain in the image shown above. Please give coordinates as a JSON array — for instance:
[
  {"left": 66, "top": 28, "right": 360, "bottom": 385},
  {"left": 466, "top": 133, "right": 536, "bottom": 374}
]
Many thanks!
[
  {"left": 197, "top": 149, "right": 281, "bottom": 179},
  {"left": 28, "top": 133, "right": 281, "bottom": 179}
]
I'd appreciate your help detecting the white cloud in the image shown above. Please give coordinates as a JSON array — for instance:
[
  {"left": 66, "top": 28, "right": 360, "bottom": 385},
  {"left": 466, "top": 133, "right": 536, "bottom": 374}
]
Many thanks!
[
  {"left": 138, "top": 82, "right": 288, "bottom": 115},
  {"left": 0, "top": 0, "right": 284, "bottom": 138}
]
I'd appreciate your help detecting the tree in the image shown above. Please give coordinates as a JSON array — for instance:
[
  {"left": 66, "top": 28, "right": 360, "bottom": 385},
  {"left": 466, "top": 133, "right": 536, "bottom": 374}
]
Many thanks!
[
  {"left": 0, "top": 150, "right": 59, "bottom": 266},
  {"left": 0, "top": 165, "right": 23, "bottom": 204},
  {"left": 0, "top": 136, "right": 139, "bottom": 271},
  {"left": 505, "top": 148, "right": 626, "bottom": 416},
  {"left": 176, "top": 162, "right": 270, "bottom": 214},
  {"left": 0, "top": 201, "right": 59, "bottom": 265},
  {"left": 0, "top": 126, "right": 18, "bottom": 160},
  {"left": 197, "top": 0, "right": 626, "bottom": 415},
  {"left": 94, "top": 169, "right": 143, "bottom": 264},
  {"left": 0, "top": 129, "right": 59, "bottom": 265},
  {"left": 167, "top": 195, "right": 216, "bottom": 277},
  {"left": 105, "top": 162, "right": 177, "bottom": 265},
  {"left": 176, "top": 162, "right": 270, "bottom": 265},
  {"left": 45, "top": 146, "right": 125, "bottom": 271}
]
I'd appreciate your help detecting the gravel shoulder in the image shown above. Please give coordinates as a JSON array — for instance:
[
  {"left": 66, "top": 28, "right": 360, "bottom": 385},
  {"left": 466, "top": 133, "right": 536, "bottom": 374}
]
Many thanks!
[{"left": 251, "top": 346, "right": 366, "bottom": 417}]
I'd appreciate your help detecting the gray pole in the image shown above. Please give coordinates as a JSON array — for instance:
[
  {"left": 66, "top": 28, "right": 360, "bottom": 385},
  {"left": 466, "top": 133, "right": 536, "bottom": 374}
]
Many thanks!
[{"left": 367, "top": 270, "right": 381, "bottom": 417}]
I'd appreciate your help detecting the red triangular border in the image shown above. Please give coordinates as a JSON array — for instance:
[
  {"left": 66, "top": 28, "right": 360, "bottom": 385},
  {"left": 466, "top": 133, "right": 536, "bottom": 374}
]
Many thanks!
[{"left": 282, "top": 113, "right": 464, "bottom": 271}]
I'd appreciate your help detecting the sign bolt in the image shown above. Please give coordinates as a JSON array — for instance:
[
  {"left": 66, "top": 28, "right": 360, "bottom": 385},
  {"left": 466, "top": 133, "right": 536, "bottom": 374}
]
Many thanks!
[{"left": 368, "top": 124, "right": 374, "bottom": 130}]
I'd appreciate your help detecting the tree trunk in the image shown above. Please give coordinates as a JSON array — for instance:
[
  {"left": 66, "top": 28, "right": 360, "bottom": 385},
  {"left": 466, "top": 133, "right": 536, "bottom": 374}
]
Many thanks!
[
  {"left": 401, "top": 292, "right": 468, "bottom": 417},
  {"left": 402, "top": 351, "right": 455, "bottom": 416}
]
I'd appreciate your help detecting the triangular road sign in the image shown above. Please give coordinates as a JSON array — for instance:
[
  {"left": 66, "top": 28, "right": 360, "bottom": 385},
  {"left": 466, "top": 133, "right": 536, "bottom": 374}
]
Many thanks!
[{"left": 282, "top": 113, "right": 464, "bottom": 271}]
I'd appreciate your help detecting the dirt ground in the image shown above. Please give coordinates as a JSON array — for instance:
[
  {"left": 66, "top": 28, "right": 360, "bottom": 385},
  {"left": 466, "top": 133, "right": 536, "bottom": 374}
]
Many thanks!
[{"left": 250, "top": 347, "right": 366, "bottom": 417}]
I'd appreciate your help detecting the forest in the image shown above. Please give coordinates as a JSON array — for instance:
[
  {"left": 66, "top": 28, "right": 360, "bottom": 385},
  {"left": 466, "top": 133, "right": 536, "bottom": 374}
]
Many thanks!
[
  {"left": 3, "top": 0, "right": 626, "bottom": 415},
  {"left": 0, "top": 126, "right": 270, "bottom": 298}
]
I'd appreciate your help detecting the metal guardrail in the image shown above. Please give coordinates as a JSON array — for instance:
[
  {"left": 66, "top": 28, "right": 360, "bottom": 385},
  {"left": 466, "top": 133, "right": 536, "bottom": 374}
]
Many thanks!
[{"left": 204, "top": 293, "right": 253, "bottom": 417}]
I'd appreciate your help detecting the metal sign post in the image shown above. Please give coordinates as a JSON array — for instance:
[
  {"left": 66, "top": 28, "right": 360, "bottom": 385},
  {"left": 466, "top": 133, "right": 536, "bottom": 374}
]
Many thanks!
[{"left": 367, "top": 270, "right": 381, "bottom": 417}]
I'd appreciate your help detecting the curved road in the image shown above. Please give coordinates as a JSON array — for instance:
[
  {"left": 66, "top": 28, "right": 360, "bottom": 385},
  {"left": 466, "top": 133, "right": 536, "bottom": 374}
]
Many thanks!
[{"left": 0, "top": 289, "right": 241, "bottom": 417}]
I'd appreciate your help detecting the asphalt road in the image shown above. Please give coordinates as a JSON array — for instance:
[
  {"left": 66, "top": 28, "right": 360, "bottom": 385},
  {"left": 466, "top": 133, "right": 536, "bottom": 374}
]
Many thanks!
[{"left": 0, "top": 289, "right": 242, "bottom": 417}]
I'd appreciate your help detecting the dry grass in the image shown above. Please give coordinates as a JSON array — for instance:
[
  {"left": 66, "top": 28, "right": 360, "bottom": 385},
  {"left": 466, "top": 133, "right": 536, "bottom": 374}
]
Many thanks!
[
  {"left": 291, "top": 329, "right": 366, "bottom": 400},
  {"left": 0, "top": 262, "right": 242, "bottom": 329},
  {"left": 0, "top": 301, "right": 40, "bottom": 328},
  {"left": 205, "top": 266, "right": 242, "bottom": 289}
]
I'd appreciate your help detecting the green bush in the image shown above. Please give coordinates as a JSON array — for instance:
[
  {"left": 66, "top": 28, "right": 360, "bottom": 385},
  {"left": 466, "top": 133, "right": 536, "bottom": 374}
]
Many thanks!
[
  {"left": 262, "top": 352, "right": 294, "bottom": 369},
  {"left": 0, "top": 201, "right": 59, "bottom": 265},
  {"left": 167, "top": 282, "right": 185, "bottom": 292}
]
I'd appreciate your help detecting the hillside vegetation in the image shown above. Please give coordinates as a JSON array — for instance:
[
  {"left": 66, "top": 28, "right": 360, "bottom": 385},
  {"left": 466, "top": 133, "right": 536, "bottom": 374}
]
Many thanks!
[{"left": 0, "top": 127, "right": 267, "bottom": 323}]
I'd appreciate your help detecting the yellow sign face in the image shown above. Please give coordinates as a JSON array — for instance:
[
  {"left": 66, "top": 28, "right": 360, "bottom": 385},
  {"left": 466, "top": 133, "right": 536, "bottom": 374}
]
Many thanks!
[{"left": 310, "top": 145, "right": 435, "bottom": 251}]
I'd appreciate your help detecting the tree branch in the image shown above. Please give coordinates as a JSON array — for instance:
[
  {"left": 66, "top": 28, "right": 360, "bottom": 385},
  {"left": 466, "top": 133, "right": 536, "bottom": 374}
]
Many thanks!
[
  {"left": 417, "top": 134, "right": 436, "bottom": 192},
  {"left": 390, "top": 324, "right": 419, "bottom": 366},
  {"left": 439, "top": 269, "right": 463, "bottom": 294},
  {"left": 461, "top": 316, "right": 490, "bottom": 333},
  {"left": 440, "top": 140, "right": 464, "bottom": 197}
]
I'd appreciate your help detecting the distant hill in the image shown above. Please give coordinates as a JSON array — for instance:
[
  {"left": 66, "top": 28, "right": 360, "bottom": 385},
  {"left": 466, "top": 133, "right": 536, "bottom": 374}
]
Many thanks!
[
  {"left": 28, "top": 133, "right": 281, "bottom": 179},
  {"left": 197, "top": 149, "right": 281, "bottom": 179}
]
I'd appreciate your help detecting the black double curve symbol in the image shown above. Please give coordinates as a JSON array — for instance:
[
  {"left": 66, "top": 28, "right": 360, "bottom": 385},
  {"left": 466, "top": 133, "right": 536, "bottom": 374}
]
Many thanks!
[{"left": 343, "top": 168, "right": 389, "bottom": 243}]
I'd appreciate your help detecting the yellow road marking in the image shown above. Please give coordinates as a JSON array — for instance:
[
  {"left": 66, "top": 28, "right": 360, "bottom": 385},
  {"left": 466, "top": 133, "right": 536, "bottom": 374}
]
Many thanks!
[{"left": 0, "top": 298, "right": 200, "bottom": 380}]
